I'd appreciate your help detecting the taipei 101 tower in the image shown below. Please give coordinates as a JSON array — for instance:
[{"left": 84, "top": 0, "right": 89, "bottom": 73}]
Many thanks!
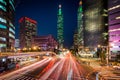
[{"left": 57, "top": 4, "right": 64, "bottom": 49}]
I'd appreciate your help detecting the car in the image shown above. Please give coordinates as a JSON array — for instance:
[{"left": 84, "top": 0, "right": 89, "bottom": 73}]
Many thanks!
[{"left": 0, "top": 67, "right": 5, "bottom": 73}]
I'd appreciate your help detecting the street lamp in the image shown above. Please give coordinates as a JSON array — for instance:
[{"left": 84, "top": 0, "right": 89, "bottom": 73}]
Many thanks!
[
  {"left": 23, "top": 47, "right": 27, "bottom": 51},
  {"left": 29, "top": 48, "right": 31, "bottom": 51},
  {"left": 106, "top": 43, "right": 114, "bottom": 66},
  {"left": 33, "top": 46, "right": 37, "bottom": 50},
  {"left": 106, "top": 46, "right": 109, "bottom": 66},
  {"left": 97, "top": 45, "right": 101, "bottom": 48}
]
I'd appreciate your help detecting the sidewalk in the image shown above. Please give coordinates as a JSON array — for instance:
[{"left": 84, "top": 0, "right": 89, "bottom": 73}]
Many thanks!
[{"left": 79, "top": 58, "right": 120, "bottom": 80}]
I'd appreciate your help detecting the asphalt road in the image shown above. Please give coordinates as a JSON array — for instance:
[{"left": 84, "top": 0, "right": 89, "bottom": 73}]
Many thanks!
[{"left": 0, "top": 52, "right": 90, "bottom": 80}]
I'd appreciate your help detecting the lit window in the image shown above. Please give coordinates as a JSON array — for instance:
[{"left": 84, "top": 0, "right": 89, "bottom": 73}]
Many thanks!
[
  {"left": 59, "top": 9, "right": 62, "bottom": 15},
  {"left": 9, "top": 33, "right": 15, "bottom": 39},
  {"left": 0, "top": 0, "right": 6, "bottom": 5},
  {"left": 109, "top": 28, "right": 120, "bottom": 32},
  {"left": 9, "top": 0, "right": 15, "bottom": 11},
  {"left": 11, "top": 0, "right": 14, "bottom": 3},
  {"left": 0, "top": 24, "right": 7, "bottom": 29},
  {"left": 105, "top": 24, "right": 108, "bottom": 26},
  {"left": 102, "top": 14, "right": 108, "bottom": 17},
  {"left": 9, "top": 28, "right": 15, "bottom": 34},
  {"left": 116, "top": 16, "right": 120, "bottom": 19},
  {"left": 0, "top": 5, "right": 6, "bottom": 11},
  {"left": 9, "top": 22, "right": 15, "bottom": 29},
  {"left": 0, "top": 17, "right": 6, "bottom": 23},
  {"left": 0, "top": 37, "right": 6, "bottom": 41},
  {"left": 104, "top": 9, "right": 108, "bottom": 12},
  {"left": 0, "top": 43, "right": 6, "bottom": 48},
  {"left": 108, "top": 5, "right": 120, "bottom": 11}
]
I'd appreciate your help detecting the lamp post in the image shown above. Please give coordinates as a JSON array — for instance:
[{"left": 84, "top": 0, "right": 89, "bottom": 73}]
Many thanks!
[
  {"left": 106, "top": 46, "right": 109, "bottom": 66},
  {"left": 106, "top": 43, "right": 114, "bottom": 66},
  {"left": 97, "top": 45, "right": 101, "bottom": 59}
]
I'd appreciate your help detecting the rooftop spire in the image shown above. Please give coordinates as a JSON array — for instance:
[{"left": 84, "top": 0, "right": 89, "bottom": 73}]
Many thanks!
[
  {"left": 59, "top": 4, "right": 62, "bottom": 8},
  {"left": 79, "top": 0, "right": 82, "bottom": 5}
]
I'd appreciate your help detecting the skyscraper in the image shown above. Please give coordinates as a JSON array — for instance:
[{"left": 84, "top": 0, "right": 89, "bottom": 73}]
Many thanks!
[
  {"left": 77, "top": 0, "right": 84, "bottom": 50},
  {"left": 73, "top": 31, "right": 78, "bottom": 47},
  {"left": 57, "top": 4, "right": 64, "bottom": 49},
  {"left": 83, "top": 0, "right": 108, "bottom": 49},
  {"left": 108, "top": 0, "right": 120, "bottom": 59},
  {"left": 0, "top": 0, "right": 15, "bottom": 52},
  {"left": 19, "top": 17, "right": 37, "bottom": 49}
]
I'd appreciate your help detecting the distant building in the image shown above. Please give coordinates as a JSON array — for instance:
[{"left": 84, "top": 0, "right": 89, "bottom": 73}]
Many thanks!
[
  {"left": 14, "top": 39, "right": 19, "bottom": 48},
  {"left": 83, "top": 0, "right": 108, "bottom": 49},
  {"left": 0, "top": 0, "right": 15, "bottom": 52},
  {"left": 108, "top": 0, "right": 120, "bottom": 59},
  {"left": 73, "top": 31, "right": 78, "bottom": 47},
  {"left": 32, "top": 35, "right": 58, "bottom": 51},
  {"left": 57, "top": 4, "right": 64, "bottom": 49},
  {"left": 73, "top": 30, "right": 79, "bottom": 55},
  {"left": 77, "top": 0, "right": 84, "bottom": 50},
  {"left": 19, "top": 17, "right": 37, "bottom": 49}
]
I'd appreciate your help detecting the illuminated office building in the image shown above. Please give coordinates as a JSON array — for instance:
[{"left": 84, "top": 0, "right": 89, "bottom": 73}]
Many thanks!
[
  {"left": 19, "top": 17, "right": 37, "bottom": 49},
  {"left": 0, "top": 0, "right": 15, "bottom": 52},
  {"left": 32, "top": 35, "right": 58, "bottom": 51},
  {"left": 83, "top": 0, "right": 108, "bottom": 49},
  {"left": 57, "top": 4, "right": 64, "bottom": 49},
  {"left": 108, "top": 0, "right": 120, "bottom": 59}
]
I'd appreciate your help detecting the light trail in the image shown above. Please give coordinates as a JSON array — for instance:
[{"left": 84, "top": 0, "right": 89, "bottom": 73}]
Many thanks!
[
  {"left": 48, "top": 57, "right": 66, "bottom": 80},
  {"left": 37, "top": 58, "right": 56, "bottom": 77},
  {"left": 68, "top": 52, "right": 85, "bottom": 80},
  {"left": 67, "top": 69, "right": 73, "bottom": 80},
  {"left": 0, "top": 58, "right": 52, "bottom": 80},
  {"left": 0, "top": 52, "right": 89, "bottom": 80},
  {"left": 39, "top": 58, "right": 64, "bottom": 80},
  {"left": 70, "top": 56, "right": 80, "bottom": 79},
  {"left": 57, "top": 56, "right": 69, "bottom": 80}
]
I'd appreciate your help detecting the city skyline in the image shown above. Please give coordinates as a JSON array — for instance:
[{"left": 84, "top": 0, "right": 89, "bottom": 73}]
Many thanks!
[
  {"left": 0, "top": 0, "right": 120, "bottom": 80},
  {"left": 15, "top": 0, "right": 80, "bottom": 48}
]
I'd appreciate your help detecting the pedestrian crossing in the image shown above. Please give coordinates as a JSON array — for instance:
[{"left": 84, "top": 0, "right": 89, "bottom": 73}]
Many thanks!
[{"left": 10, "top": 75, "right": 38, "bottom": 80}]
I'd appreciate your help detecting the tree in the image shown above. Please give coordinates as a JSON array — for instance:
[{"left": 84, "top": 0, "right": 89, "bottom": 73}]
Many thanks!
[{"left": 116, "top": 54, "right": 120, "bottom": 62}]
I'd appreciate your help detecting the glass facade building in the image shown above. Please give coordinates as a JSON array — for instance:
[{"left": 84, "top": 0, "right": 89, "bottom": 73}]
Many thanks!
[
  {"left": 108, "top": 0, "right": 120, "bottom": 59},
  {"left": 0, "top": 0, "right": 15, "bottom": 52},
  {"left": 57, "top": 5, "right": 64, "bottom": 49},
  {"left": 77, "top": 0, "right": 84, "bottom": 50},
  {"left": 83, "top": 0, "right": 108, "bottom": 49},
  {"left": 73, "top": 31, "right": 78, "bottom": 47},
  {"left": 19, "top": 17, "right": 37, "bottom": 49}
]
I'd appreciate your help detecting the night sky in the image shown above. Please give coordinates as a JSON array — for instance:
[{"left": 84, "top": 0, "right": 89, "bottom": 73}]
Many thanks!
[{"left": 15, "top": 0, "right": 80, "bottom": 48}]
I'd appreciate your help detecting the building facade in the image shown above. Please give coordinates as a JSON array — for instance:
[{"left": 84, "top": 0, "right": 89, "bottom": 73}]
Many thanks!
[
  {"left": 83, "top": 0, "right": 108, "bottom": 49},
  {"left": 73, "top": 31, "right": 78, "bottom": 47},
  {"left": 0, "top": 0, "right": 15, "bottom": 52},
  {"left": 19, "top": 17, "right": 37, "bottom": 49},
  {"left": 14, "top": 39, "right": 19, "bottom": 49},
  {"left": 108, "top": 0, "right": 120, "bottom": 59},
  {"left": 32, "top": 35, "right": 58, "bottom": 51},
  {"left": 57, "top": 4, "right": 64, "bottom": 49},
  {"left": 77, "top": 0, "right": 84, "bottom": 50}
]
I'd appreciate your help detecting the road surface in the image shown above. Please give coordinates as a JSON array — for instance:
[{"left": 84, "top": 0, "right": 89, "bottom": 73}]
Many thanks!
[{"left": 0, "top": 52, "right": 90, "bottom": 80}]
